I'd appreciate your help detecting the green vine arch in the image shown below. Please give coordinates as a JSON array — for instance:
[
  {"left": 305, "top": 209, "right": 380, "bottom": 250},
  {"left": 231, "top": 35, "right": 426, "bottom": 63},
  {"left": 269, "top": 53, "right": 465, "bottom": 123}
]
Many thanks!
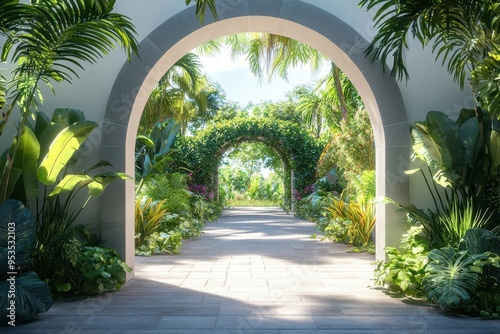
[{"left": 177, "top": 117, "right": 324, "bottom": 208}]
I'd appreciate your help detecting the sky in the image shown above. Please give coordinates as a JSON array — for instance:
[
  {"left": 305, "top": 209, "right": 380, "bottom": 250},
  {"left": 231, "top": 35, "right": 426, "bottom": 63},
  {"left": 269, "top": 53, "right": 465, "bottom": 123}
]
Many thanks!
[
  {"left": 195, "top": 46, "right": 330, "bottom": 178},
  {"left": 196, "top": 47, "right": 329, "bottom": 106}
]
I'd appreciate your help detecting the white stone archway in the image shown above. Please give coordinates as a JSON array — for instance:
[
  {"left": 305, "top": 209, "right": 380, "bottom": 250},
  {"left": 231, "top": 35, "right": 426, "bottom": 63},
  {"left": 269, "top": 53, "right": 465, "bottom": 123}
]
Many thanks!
[{"left": 102, "top": 0, "right": 410, "bottom": 273}]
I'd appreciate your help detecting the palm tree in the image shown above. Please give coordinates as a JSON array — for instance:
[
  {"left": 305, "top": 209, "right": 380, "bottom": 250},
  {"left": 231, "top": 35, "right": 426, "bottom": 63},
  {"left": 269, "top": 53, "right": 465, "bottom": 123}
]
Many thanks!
[
  {"left": 296, "top": 86, "right": 338, "bottom": 138},
  {"left": 185, "top": 0, "right": 217, "bottom": 22},
  {"left": 198, "top": 33, "right": 361, "bottom": 125},
  {"left": 359, "top": 0, "right": 500, "bottom": 115},
  {"left": 0, "top": 0, "right": 139, "bottom": 202},
  {"left": 140, "top": 53, "right": 210, "bottom": 135}
]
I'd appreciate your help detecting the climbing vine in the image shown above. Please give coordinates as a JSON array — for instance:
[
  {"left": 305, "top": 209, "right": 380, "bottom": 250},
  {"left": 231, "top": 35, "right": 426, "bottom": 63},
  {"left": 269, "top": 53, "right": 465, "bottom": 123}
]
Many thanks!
[{"left": 176, "top": 117, "right": 324, "bottom": 208}]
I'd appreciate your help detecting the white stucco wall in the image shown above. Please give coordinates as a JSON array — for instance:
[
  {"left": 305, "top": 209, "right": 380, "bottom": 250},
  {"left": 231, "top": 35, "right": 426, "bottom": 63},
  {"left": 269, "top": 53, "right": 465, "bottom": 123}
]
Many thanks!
[{"left": 33, "top": 1, "right": 469, "bottom": 128}]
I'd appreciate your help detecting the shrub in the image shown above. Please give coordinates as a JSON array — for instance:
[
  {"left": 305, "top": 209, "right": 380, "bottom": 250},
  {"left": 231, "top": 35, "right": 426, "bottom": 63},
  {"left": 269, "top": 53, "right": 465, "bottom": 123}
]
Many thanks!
[
  {"left": 80, "top": 246, "right": 132, "bottom": 294},
  {"left": 135, "top": 231, "right": 183, "bottom": 256},
  {"left": 373, "top": 224, "right": 430, "bottom": 298},
  {"left": 135, "top": 198, "right": 168, "bottom": 248}
]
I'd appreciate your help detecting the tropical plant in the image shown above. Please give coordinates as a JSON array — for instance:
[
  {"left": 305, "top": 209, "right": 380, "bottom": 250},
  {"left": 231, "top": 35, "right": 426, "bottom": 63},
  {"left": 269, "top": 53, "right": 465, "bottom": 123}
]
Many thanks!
[
  {"left": 79, "top": 246, "right": 132, "bottom": 294},
  {"left": 436, "top": 198, "right": 493, "bottom": 248},
  {"left": 316, "top": 109, "right": 374, "bottom": 179},
  {"left": 373, "top": 224, "right": 430, "bottom": 298},
  {"left": 323, "top": 190, "right": 376, "bottom": 249},
  {"left": 135, "top": 118, "right": 181, "bottom": 194},
  {"left": 135, "top": 198, "right": 168, "bottom": 248},
  {"left": 319, "top": 217, "right": 352, "bottom": 244},
  {"left": 358, "top": 0, "right": 500, "bottom": 116},
  {"left": 142, "top": 172, "right": 192, "bottom": 214},
  {"left": 135, "top": 231, "right": 183, "bottom": 256},
  {"left": 199, "top": 32, "right": 361, "bottom": 125},
  {"left": 344, "top": 196, "right": 376, "bottom": 248},
  {"left": 28, "top": 110, "right": 129, "bottom": 283},
  {"left": 140, "top": 54, "right": 214, "bottom": 135},
  {"left": 185, "top": 0, "right": 217, "bottom": 22},
  {"left": 423, "top": 247, "right": 488, "bottom": 311},
  {"left": 296, "top": 85, "right": 340, "bottom": 138},
  {"left": 0, "top": 200, "right": 53, "bottom": 324},
  {"left": 396, "top": 109, "right": 500, "bottom": 245},
  {"left": 0, "top": 0, "right": 139, "bottom": 203}
]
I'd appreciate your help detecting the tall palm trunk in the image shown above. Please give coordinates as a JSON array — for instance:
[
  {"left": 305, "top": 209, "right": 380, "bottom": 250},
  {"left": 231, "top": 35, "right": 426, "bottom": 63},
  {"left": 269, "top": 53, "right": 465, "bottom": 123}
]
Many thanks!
[{"left": 332, "top": 64, "right": 349, "bottom": 122}]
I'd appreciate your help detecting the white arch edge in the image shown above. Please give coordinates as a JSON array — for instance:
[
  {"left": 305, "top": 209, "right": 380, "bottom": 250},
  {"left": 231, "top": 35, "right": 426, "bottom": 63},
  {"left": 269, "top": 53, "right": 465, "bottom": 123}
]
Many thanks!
[{"left": 102, "top": 1, "right": 410, "bottom": 275}]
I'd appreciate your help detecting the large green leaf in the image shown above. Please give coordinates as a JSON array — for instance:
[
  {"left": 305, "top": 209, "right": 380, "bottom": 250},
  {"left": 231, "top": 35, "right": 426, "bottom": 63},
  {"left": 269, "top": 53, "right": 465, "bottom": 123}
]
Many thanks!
[
  {"left": 0, "top": 200, "right": 35, "bottom": 276},
  {"left": 455, "top": 108, "right": 477, "bottom": 127},
  {"left": 136, "top": 135, "right": 154, "bottom": 149},
  {"left": 37, "top": 120, "right": 97, "bottom": 185},
  {"left": 36, "top": 117, "right": 64, "bottom": 165},
  {"left": 0, "top": 271, "right": 53, "bottom": 324},
  {"left": 460, "top": 117, "right": 483, "bottom": 166},
  {"left": 86, "top": 172, "right": 130, "bottom": 197},
  {"left": 11, "top": 127, "right": 40, "bottom": 201},
  {"left": 50, "top": 172, "right": 130, "bottom": 198},
  {"left": 488, "top": 130, "right": 500, "bottom": 176},
  {"left": 461, "top": 228, "right": 500, "bottom": 255},
  {"left": 423, "top": 247, "right": 486, "bottom": 310},
  {"left": 0, "top": 148, "right": 22, "bottom": 203},
  {"left": 48, "top": 174, "right": 94, "bottom": 196},
  {"left": 51, "top": 108, "right": 85, "bottom": 128},
  {"left": 410, "top": 127, "right": 439, "bottom": 168},
  {"left": 424, "top": 111, "right": 462, "bottom": 169}
]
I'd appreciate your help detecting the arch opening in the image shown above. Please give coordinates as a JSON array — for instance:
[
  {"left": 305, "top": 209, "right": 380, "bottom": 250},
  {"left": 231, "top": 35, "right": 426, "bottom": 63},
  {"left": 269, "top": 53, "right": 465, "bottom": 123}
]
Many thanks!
[
  {"left": 102, "top": 1, "right": 410, "bottom": 273},
  {"left": 177, "top": 117, "right": 323, "bottom": 210}
]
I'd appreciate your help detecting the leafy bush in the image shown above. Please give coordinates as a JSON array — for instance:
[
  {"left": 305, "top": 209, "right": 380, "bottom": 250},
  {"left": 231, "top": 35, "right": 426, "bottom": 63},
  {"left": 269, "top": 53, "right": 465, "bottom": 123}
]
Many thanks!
[
  {"left": 135, "top": 198, "right": 167, "bottom": 248},
  {"left": 373, "top": 224, "right": 430, "bottom": 298},
  {"left": 142, "top": 173, "right": 192, "bottom": 214},
  {"left": 376, "top": 226, "right": 500, "bottom": 317},
  {"left": 323, "top": 191, "right": 375, "bottom": 249},
  {"left": 294, "top": 190, "right": 332, "bottom": 221},
  {"left": 316, "top": 109, "right": 374, "bottom": 179},
  {"left": 422, "top": 228, "right": 500, "bottom": 316},
  {"left": 319, "top": 217, "right": 351, "bottom": 244},
  {"left": 135, "top": 231, "right": 183, "bottom": 256},
  {"left": 80, "top": 246, "right": 132, "bottom": 294}
]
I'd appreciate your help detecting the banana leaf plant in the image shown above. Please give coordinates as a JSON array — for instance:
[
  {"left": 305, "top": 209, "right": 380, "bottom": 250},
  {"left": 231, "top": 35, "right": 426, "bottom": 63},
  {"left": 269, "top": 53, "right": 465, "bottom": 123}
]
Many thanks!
[
  {"left": 135, "top": 118, "right": 181, "bottom": 194},
  {"left": 0, "top": 200, "right": 53, "bottom": 324},
  {"left": 405, "top": 109, "right": 500, "bottom": 237},
  {"left": 1, "top": 108, "right": 129, "bottom": 205}
]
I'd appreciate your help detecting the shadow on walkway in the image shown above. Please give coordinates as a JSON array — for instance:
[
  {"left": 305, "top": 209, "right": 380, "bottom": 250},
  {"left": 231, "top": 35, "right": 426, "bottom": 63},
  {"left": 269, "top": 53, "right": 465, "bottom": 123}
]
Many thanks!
[{"left": 4, "top": 207, "right": 499, "bottom": 333}]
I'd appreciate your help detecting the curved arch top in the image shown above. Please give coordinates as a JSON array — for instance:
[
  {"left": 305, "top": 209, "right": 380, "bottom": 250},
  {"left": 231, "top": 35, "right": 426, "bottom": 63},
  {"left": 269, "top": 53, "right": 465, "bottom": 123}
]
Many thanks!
[
  {"left": 102, "top": 0, "right": 410, "bottom": 270},
  {"left": 177, "top": 117, "right": 324, "bottom": 208}
]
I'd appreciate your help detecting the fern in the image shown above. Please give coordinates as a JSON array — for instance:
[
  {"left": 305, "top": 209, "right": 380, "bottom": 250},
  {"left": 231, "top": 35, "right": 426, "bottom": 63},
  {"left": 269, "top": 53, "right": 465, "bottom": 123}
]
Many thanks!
[{"left": 143, "top": 173, "right": 192, "bottom": 214}]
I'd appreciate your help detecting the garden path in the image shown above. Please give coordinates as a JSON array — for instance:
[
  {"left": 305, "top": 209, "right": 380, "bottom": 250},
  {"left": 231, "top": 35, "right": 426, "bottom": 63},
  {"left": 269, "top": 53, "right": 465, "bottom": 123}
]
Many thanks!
[{"left": 7, "top": 207, "right": 500, "bottom": 333}]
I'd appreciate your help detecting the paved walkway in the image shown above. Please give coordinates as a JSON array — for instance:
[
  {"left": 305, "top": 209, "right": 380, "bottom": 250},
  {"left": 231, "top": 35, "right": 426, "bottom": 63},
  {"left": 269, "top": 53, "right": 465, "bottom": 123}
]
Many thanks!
[{"left": 5, "top": 207, "right": 500, "bottom": 333}]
